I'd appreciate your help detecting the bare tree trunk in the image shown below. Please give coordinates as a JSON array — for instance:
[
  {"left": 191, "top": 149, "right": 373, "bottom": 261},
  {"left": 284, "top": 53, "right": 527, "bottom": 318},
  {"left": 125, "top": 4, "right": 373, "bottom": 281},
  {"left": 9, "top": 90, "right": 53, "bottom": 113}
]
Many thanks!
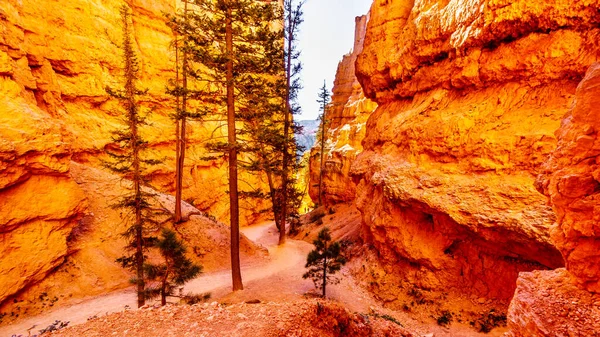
[
  {"left": 174, "top": 29, "right": 182, "bottom": 222},
  {"left": 225, "top": 2, "right": 243, "bottom": 291},
  {"left": 161, "top": 281, "right": 167, "bottom": 306},
  {"left": 322, "top": 254, "right": 327, "bottom": 298},
  {"left": 279, "top": 1, "right": 296, "bottom": 246},
  {"left": 266, "top": 170, "right": 281, "bottom": 231},
  {"left": 318, "top": 106, "right": 326, "bottom": 207},
  {"left": 175, "top": 1, "right": 188, "bottom": 223}
]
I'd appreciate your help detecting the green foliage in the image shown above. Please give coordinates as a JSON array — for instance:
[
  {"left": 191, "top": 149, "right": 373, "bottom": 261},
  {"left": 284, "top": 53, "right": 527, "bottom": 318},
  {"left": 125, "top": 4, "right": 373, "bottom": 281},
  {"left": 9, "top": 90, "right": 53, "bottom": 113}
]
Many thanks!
[
  {"left": 144, "top": 229, "right": 202, "bottom": 305},
  {"left": 167, "top": 0, "right": 283, "bottom": 118},
  {"left": 315, "top": 81, "right": 331, "bottom": 144},
  {"left": 38, "top": 320, "right": 70, "bottom": 335},
  {"left": 166, "top": 0, "right": 305, "bottom": 236},
  {"left": 436, "top": 310, "right": 453, "bottom": 326},
  {"left": 105, "top": 5, "right": 163, "bottom": 308},
  {"left": 303, "top": 227, "right": 346, "bottom": 297},
  {"left": 471, "top": 309, "right": 507, "bottom": 333},
  {"left": 181, "top": 292, "right": 212, "bottom": 305},
  {"left": 369, "top": 311, "right": 404, "bottom": 327}
]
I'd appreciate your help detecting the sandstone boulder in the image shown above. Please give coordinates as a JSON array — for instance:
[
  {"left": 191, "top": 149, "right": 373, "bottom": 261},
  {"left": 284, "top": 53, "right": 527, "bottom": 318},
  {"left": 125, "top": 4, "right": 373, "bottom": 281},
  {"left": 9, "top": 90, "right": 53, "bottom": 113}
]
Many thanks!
[{"left": 507, "top": 269, "right": 600, "bottom": 337}]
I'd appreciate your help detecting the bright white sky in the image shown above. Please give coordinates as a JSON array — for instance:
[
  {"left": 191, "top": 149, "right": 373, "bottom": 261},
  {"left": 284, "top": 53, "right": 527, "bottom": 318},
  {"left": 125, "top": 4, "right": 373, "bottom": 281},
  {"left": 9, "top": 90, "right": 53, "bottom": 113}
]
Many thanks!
[{"left": 296, "top": 0, "right": 372, "bottom": 120}]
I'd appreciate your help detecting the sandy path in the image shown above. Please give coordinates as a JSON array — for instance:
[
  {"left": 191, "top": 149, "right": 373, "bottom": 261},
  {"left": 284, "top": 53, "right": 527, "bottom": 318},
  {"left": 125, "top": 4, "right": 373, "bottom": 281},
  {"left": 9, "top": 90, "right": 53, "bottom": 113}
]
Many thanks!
[
  {"left": 0, "top": 222, "right": 317, "bottom": 336},
  {"left": 0, "top": 220, "right": 506, "bottom": 337}
]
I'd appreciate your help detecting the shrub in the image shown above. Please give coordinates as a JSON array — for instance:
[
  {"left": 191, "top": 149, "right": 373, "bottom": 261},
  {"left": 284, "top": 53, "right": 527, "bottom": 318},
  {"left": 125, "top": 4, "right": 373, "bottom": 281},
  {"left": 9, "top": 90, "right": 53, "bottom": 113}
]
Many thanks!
[{"left": 436, "top": 310, "right": 452, "bottom": 326}]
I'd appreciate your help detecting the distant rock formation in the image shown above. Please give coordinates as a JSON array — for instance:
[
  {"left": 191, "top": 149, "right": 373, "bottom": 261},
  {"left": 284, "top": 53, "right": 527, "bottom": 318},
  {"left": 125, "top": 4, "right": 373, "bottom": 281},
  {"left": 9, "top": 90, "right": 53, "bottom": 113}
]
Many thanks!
[
  {"left": 296, "top": 119, "right": 319, "bottom": 155},
  {"left": 308, "top": 14, "right": 377, "bottom": 205}
]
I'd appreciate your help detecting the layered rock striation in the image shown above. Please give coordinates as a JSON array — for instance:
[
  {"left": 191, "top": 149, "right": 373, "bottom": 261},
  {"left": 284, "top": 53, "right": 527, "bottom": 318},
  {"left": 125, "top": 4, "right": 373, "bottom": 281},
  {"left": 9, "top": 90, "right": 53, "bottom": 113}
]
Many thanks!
[
  {"left": 0, "top": 0, "right": 269, "bottom": 318},
  {"left": 507, "top": 63, "right": 600, "bottom": 336},
  {"left": 0, "top": 82, "right": 87, "bottom": 308},
  {"left": 308, "top": 15, "right": 377, "bottom": 205},
  {"left": 0, "top": 0, "right": 270, "bottom": 225},
  {"left": 349, "top": 0, "right": 600, "bottom": 304}
]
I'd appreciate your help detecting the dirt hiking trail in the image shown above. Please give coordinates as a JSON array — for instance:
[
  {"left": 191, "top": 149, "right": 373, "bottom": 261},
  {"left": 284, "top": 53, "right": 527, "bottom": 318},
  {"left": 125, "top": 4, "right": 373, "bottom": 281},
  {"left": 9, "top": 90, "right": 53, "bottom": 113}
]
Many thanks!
[{"left": 1, "top": 221, "right": 502, "bottom": 337}]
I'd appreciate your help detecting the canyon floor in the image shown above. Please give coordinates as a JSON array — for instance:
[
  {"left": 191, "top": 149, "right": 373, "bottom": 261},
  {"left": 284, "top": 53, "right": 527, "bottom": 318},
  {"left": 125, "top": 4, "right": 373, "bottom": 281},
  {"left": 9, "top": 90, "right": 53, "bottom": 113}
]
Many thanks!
[{"left": 1, "top": 220, "right": 507, "bottom": 337}]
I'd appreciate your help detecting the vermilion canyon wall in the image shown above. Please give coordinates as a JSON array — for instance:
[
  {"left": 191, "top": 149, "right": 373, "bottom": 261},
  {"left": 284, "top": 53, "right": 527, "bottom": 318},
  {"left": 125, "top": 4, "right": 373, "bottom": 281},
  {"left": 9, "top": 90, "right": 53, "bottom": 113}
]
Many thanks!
[
  {"left": 507, "top": 63, "right": 600, "bottom": 336},
  {"left": 0, "top": 0, "right": 266, "bottom": 317},
  {"left": 0, "top": 0, "right": 270, "bottom": 225},
  {"left": 312, "top": 0, "right": 600, "bottom": 306}
]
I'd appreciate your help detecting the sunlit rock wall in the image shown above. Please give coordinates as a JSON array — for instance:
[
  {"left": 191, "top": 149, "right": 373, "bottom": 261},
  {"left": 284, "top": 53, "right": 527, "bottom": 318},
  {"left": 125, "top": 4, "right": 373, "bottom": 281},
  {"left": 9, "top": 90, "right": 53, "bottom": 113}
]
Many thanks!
[
  {"left": 0, "top": 0, "right": 270, "bottom": 225},
  {"left": 0, "top": 82, "right": 87, "bottom": 307},
  {"left": 352, "top": 0, "right": 600, "bottom": 303},
  {"left": 0, "top": 0, "right": 270, "bottom": 315}
]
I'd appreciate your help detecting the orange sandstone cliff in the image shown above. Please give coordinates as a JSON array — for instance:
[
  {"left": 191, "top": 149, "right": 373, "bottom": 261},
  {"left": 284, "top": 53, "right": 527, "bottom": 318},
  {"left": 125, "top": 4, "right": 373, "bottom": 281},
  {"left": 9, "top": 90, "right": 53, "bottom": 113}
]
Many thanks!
[
  {"left": 0, "top": 0, "right": 267, "bottom": 319},
  {"left": 506, "top": 63, "right": 600, "bottom": 336},
  {"left": 0, "top": 0, "right": 270, "bottom": 225},
  {"left": 311, "top": 0, "right": 600, "bottom": 309}
]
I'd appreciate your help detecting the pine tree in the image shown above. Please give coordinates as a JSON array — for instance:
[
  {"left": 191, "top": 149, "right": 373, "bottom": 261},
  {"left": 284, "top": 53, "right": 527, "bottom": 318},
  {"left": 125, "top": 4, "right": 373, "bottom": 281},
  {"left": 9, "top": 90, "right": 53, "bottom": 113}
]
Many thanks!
[
  {"left": 316, "top": 81, "right": 331, "bottom": 207},
  {"left": 173, "top": 0, "right": 190, "bottom": 224},
  {"left": 144, "top": 229, "right": 202, "bottom": 306},
  {"left": 303, "top": 227, "right": 346, "bottom": 297},
  {"left": 105, "top": 5, "right": 162, "bottom": 308},
  {"left": 278, "top": 0, "right": 305, "bottom": 245},
  {"left": 169, "top": 0, "right": 282, "bottom": 291}
]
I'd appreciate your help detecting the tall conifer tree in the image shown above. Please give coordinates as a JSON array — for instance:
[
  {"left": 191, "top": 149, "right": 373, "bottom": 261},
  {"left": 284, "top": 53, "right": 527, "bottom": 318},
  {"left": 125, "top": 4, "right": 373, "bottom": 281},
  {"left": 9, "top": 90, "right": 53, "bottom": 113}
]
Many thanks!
[
  {"left": 169, "top": 0, "right": 281, "bottom": 291},
  {"left": 278, "top": 0, "right": 305, "bottom": 245},
  {"left": 316, "top": 81, "right": 331, "bottom": 207},
  {"left": 105, "top": 5, "right": 161, "bottom": 308}
]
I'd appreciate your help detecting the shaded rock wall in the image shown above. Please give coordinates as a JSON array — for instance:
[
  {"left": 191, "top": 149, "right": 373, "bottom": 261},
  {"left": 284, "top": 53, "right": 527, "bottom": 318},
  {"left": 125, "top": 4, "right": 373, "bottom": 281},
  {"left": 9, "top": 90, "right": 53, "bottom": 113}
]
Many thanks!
[
  {"left": 507, "top": 269, "right": 600, "bottom": 337},
  {"left": 350, "top": 0, "right": 600, "bottom": 303},
  {"left": 308, "top": 15, "right": 377, "bottom": 205},
  {"left": 536, "top": 63, "right": 600, "bottom": 293},
  {"left": 507, "top": 63, "right": 600, "bottom": 336}
]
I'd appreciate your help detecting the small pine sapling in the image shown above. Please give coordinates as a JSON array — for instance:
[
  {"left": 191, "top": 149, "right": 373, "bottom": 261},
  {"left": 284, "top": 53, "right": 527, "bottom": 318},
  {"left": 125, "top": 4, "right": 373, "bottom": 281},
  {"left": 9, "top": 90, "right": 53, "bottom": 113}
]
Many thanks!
[
  {"left": 303, "top": 227, "right": 346, "bottom": 297},
  {"left": 144, "top": 229, "right": 202, "bottom": 306}
]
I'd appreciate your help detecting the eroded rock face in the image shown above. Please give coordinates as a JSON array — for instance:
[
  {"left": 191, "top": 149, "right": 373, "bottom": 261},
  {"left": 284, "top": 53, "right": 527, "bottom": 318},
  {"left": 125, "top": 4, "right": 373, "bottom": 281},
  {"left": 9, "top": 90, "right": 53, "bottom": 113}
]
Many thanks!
[
  {"left": 357, "top": 0, "right": 600, "bottom": 101},
  {"left": 308, "top": 15, "right": 377, "bottom": 205},
  {"left": 0, "top": 163, "right": 264, "bottom": 322},
  {"left": 507, "top": 64, "right": 600, "bottom": 336},
  {"left": 536, "top": 63, "right": 600, "bottom": 293},
  {"left": 0, "top": 0, "right": 269, "bottom": 318},
  {"left": 507, "top": 269, "right": 600, "bottom": 337},
  {"left": 0, "top": 77, "right": 87, "bottom": 306},
  {"left": 350, "top": 0, "right": 600, "bottom": 304},
  {"left": 0, "top": 0, "right": 270, "bottom": 226}
]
